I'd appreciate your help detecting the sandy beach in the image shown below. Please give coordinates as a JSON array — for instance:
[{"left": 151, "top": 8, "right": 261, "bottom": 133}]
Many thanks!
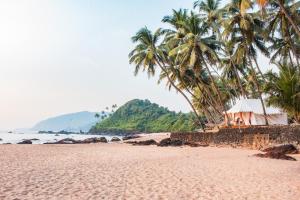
[{"left": 0, "top": 135, "right": 300, "bottom": 200}]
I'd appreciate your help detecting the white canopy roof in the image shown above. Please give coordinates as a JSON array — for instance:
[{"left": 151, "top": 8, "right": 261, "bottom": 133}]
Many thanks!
[{"left": 226, "top": 99, "right": 283, "bottom": 115}]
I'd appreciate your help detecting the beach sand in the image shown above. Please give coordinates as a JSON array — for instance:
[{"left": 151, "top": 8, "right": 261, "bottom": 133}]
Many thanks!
[{"left": 0, "top": 135, "right": 300, "bottom": 200}]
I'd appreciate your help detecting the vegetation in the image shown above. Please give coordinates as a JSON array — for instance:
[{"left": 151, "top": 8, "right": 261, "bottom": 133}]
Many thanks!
[
  {"left": 129, "top": 0, "right": 300, "bottom": 125},
  {"left": 89, "top": 99, "right": 199, "bottom": 134}
]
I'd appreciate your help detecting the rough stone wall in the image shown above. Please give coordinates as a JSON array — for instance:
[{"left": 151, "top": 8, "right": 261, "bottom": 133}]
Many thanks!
[{"left": 171, "top": 125, "right": 300, "bottom": 149}]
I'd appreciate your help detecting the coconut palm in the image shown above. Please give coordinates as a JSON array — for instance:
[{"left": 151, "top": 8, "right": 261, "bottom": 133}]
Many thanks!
[
  {"left": 194, "top": 0, "right": 225, "bottom": 38},
  {"left": 264, "top": 61, "right": 300, "bottom": 122},
  {"left": 129, "top": 27, "right": 205, "bottom": 129},
  {"left": 241, "top": 0, "right": 300, "bottom": 38},
  {"left": 162, "top": 11, "right": 230, "bottom": 121},
  {"left": 223, "top": 0, "right": 270, "bottom": 124},
  {"left": 265, "top": 0, "right": 300, "bottom": 67}
]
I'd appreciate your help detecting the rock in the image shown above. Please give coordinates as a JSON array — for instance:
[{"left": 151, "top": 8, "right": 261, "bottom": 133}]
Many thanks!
[
  {"left": 126, "top": 139, "right": 157, "bottom": 146},
  {"left": 0, "top": 138, "right": 2, "bottom": 141},
  {"left": 3, "top": 143, "right": 11, "bottom": 145},
  {"left": 111, "top": 137, "right": 121, "bottom": 142},
  {"left": 98, "top": 137, "right": 108, "bottom": 143},
  {"left": 44, "top": 138, "right": 77, "bottom": 144},
  {"left": 44, "top": 137, "right": 108, "bottom": 144},
  {"left": 28, "top": 138, "right": 40, "bottom": 141},
  {"left": 122, "top": 135, "right": 141, "bottom": 141},
  {"left": 55, "top": 134, "right": 60, "bottom": 136},
  {"left": 255, "top": 152, "right": 297, "bottom": 161},
  {"left": 158, "top": 138, "right": 209, "bottom": 147},
  {"left": 263, "top": 144, "right": 298, "bottom": 155},
  {"left": 157, "top": 138, "right": 184, "bottom": 147},
  {"left": 82, "top": 137, "right": 108, "bottom": 143},
  {"left": 18, "top": 140, "right": 33, "bottom": 144}
]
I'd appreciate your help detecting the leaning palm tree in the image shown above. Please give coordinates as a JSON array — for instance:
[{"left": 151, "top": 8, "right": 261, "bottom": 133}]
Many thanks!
[
  {"left": 163, "top": 11, "right": 230, "bottom": 122},
  {"left": 129, "top": 27, "right": 205, "bottom": 129}
]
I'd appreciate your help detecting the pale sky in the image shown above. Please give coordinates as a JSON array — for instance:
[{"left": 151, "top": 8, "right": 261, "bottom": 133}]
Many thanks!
[{"left": 0, "top": 0, "right": 272, "bottom": 130}]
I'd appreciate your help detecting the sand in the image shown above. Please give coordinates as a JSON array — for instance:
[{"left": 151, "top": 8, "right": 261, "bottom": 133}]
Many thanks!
[{"left": 0, "top": 136, "right": 300, "bottom": 200}]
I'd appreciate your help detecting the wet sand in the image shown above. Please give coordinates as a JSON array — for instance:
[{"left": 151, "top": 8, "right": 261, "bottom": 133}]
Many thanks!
[{"left": 0, "top": 137, "right": 300, "bottom": 200}]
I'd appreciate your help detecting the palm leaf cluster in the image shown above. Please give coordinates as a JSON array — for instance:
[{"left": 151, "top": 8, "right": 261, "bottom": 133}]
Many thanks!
[{"left": 129, "top": 0, "right": 300, "bottom": 128}]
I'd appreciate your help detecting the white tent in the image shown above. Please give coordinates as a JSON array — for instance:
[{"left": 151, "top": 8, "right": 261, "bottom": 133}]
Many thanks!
[{"left": 225, "top": 99, "right": 288, "bottom": 126}]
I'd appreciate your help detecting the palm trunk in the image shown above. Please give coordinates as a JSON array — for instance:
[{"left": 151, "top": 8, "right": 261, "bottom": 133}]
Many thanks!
[
  {"left": 287, "top": 31, "right": 300, "bottom": 69},
  {"left": 179, "top": 80, "right": 217, "bottom": 124},
  {"left": 195, "top": 78, "right": 223, "bottom": 115},
  {"left": 231, "top": 60, "right": 248, "bottom": 98},
  {"left": 248, "top": 56, "right": 269, "bottom": 125},
  {"left": 201, "top": 57, "right": 230, "bottom": 125},
  {"left": 277, "top": 1, "right": 300, "bottom": 38},
  {"left": 253, "top": 57, "right": 266, "bottom": 81},
  {"left": 223, "top": 46, "right": 248, "bottom": 98},
  {"left": 155, "top": 58, "right": 206, "bottom": 131}
]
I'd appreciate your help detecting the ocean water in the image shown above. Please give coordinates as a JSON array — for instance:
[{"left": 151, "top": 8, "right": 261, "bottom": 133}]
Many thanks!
[{"left": 0, "top": 131, "right": 118, "bottom": 144}]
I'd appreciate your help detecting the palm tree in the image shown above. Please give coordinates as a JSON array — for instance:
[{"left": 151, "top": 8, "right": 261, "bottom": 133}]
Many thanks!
[
  {"left": 163, "top": 11, "right": 230, "bottom": 122},
  {"left": 265, "top": 1, "right": 300, "bottom": 67},
  {"left": 94, "top": 113, "right": 100, "bottom": 118},
  {"left": 194, "top": 0, "right": 224, "bottom": 35},
  {"left": 129, "top": 27, "right": 206, "bottom": 129},
  {"left": 264, "top": 61, "right": 300, "bottom": 122},
  {"left": 241, "top": 0, "right": 300, "bottom": 38},
  {"left": 223, "top": 0, "right": 270, "bottom": 124}
]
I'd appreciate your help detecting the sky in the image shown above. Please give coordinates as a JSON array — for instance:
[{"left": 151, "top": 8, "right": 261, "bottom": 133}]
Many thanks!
[{"left": 0, "top": 0, "right": 272, "bottom": 130}]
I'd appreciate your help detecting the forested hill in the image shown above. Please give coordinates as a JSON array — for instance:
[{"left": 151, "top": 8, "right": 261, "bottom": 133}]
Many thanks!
[{"left": 89, "top": 99, "right": 198, "bottom": 134}]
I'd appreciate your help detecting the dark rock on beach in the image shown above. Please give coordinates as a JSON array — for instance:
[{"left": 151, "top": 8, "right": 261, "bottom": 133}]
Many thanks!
[
  {"left": 0, "top": 138, "right": 2, "bottom": 141},
  {"left": 158, "top": 138, "right": 184, "bottom": 147},
  {"left": 158, "top": 138, "right": 209, "bottom": 147},
  {"left": 263, "top": 144, "right": 298, "bottom": 155},
  {"left": 122, "top": 135, "right": 141, "bottom": 141},
  {"left": 255, "top": 144, "right": 298, "bottom": 161},
  {"left": 111, "top": 137, "right": 121, "bottom": 142},
  {"left": 44, "top": 137, "right": 108, "bottom": 144},
  {"left": 255, "top": 152, "right": 297, "bottom": 161},
  {"left": 82, "top": 137, "right": 108, "bottom": 144},
  {"left": 28, "top": 138, "right": 40, "bottom": 141},
  {"left": 17, "top": 140, "right": 33, "bottom": 144},
  {"left": 126, "top": 139, "right": 157, "bottom": 146}
]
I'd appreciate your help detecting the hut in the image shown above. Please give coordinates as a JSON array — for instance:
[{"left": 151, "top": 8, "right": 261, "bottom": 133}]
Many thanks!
[{"left": 225, "top": 99, "right": 288, "bottom": 126}]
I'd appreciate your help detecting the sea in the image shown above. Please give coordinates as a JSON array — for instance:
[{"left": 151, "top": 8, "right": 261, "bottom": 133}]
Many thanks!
[{"left": 0, "top": 131, "right": 117, "bottom": 144}]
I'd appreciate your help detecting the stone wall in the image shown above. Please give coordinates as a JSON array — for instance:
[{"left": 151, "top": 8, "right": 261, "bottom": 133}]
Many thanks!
[{"left": 171, "top": 125, "right": 300, "bottom": 149}]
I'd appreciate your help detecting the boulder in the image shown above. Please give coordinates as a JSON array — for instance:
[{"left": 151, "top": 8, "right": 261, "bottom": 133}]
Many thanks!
[
  {"left": 44, "top": 137, "right": 108, "bottom": 144},
  {"left": 28, "top": 138, "right": 40, "bottom": 141},
  {"left": 158, "top": 138, "right": 209, "bottom": 147},
  {"left": 122, "top": 135, "right": 141, "bottom": 141},
  {"left": 98, "top": 137, "right": 108, "bottom": 143},
  {"left": 44, "top": 138, "right": 78, "bottom": 144},
  {"left": 0, "top": 138, "right": 2, "bottom": 141},
  {"left": 263, "top": 144, "right": 298, "bottom": 155},
  {"left": 111, "top": 137, "right": 121, "bottom": 142},
  {"left": 255, "top": 152, "right": 297, "bottom": 161},
  {"left": 158, "top": 138, "right": 184, "bottom": 147},
  {"left": 82, "top": 137, "right": 108, "bottom": 144},
  {"left": 18, "top": 140, "right": 33, "bottom": 144},
  {"left": 126, "top": 139, "right": 157, "bottom": 146}
]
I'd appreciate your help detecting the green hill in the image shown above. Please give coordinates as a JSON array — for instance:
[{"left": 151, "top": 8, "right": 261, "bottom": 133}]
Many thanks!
[{"left": 89, "top": 99, "right": 198, "bottom": 134}]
